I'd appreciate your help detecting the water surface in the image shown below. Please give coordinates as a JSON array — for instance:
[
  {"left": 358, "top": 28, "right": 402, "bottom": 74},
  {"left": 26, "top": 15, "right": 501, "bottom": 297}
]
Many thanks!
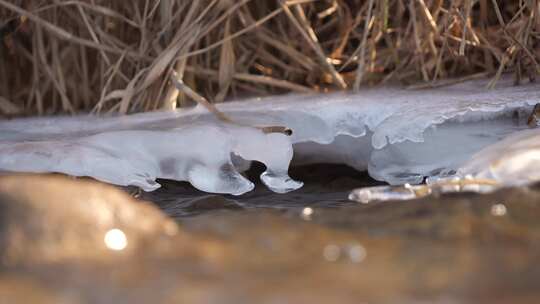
[{"left": 140, "top": 163, "right": 381, "bottom": 217}]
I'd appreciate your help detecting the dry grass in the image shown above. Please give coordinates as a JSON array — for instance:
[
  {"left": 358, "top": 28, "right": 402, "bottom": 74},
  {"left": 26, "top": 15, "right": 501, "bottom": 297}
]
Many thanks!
[{"left": 0, "top": 0, "right": 539, "bottom": 116}]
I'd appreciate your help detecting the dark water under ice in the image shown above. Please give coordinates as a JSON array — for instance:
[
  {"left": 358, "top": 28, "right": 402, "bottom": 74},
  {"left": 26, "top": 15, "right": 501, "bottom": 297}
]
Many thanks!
[{"left": 139, "top": 163, "right": 382, "bottom": 218}]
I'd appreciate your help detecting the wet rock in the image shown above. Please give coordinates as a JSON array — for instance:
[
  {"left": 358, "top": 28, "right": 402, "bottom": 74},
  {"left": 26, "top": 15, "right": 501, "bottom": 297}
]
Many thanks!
[
  {"left": 0, "top": 174, "right": 179, "bottom": 263},
  {"left": 1, "top": 174, "right": 540, "bottom": 303}
]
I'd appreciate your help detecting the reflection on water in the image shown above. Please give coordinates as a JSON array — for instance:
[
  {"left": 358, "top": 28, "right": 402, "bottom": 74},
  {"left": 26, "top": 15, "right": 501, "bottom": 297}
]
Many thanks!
[{"left": 139, "top": 163, "right": 382, "bottom": 218}]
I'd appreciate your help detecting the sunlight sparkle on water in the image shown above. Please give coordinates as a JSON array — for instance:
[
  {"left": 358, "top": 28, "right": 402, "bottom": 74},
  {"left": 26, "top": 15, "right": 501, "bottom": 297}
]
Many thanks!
[
  {"left": 491, "top": 203, "right": 507, "bottom": 216},
  {"left": 301, "top": 207, "right": 314, "bottom": 220},
  {"left": 348, "top": 244, "right": 367, "bottom": 263},
  {"left": 104, "top": 228, "right": 128, "bottom": 251},
  {"left": 323, "top": 244, "right": 341, "bottom": 262}
]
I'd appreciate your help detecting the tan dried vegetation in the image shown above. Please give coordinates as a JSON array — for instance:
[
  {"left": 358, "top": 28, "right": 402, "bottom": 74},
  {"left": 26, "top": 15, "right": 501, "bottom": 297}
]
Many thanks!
[{"left": 0, "top": 0, "right": 538, "bottom": 116}]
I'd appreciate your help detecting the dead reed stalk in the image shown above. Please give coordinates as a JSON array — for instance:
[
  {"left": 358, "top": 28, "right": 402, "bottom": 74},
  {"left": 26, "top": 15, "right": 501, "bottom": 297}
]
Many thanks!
[{"left": 0, "top": 0, "right": 538, "bottom": 116}]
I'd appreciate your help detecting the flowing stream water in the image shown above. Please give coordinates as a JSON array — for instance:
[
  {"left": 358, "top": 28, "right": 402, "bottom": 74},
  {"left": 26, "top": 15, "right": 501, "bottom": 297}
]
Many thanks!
[{"left": 139, "top": 163, "right": 381, "bottom": 218}]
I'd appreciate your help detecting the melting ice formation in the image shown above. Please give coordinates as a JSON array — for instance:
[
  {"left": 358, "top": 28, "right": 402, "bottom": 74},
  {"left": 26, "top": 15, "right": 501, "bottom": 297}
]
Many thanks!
[
  {"left": 350, "top": 128, "right": 540, "bottom": 204},
  {"left": 458, "top": 128, "right": 540, "bottom": 185},
  {"left": 1, "top": 77, "right": 539, "bottom": 195}
]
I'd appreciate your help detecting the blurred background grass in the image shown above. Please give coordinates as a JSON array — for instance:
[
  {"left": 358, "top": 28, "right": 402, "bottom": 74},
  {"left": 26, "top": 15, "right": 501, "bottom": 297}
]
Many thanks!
[{"left": 0, "top": 0, "right": 538, "bottom": 116}]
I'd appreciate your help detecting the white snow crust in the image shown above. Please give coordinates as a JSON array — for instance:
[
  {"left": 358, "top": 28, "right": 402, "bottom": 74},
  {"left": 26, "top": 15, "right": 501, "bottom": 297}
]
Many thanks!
[{"left": 1, "top": 77, "right": 539, "bottom": 194}]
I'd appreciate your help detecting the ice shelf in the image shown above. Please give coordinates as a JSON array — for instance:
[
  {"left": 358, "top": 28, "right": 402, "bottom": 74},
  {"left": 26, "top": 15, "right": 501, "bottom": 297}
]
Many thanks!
[{"left": 1, "top": 76, "right": 539, "bottom": 194}]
